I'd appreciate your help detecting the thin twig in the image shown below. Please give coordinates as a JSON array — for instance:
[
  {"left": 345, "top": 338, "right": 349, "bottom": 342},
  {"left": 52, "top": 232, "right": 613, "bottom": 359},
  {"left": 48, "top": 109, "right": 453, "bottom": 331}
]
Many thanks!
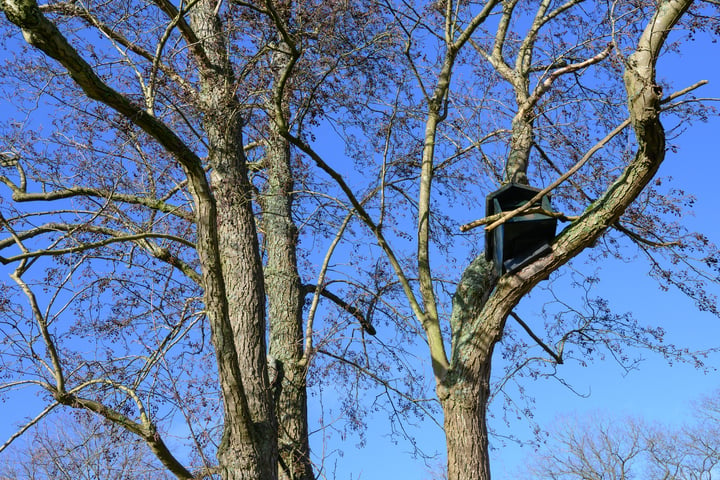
[
  {"left": 317, "top": 349, "right": 443, "bottom": 429},
  {"left": 0, "top": 403, "right": 59, "bottom": 454}
]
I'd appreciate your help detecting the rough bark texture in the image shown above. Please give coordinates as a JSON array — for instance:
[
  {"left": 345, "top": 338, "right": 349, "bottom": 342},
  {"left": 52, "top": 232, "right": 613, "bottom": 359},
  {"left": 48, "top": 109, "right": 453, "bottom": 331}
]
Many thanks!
[
  {"left": 439, "top": 256, "right": 498, "bottom": 480},
  {"left": 505, "top": 115, "right": 533, "bottom": 184},
  {"left": 192, "top": 2, "right": 277, "bottom": 479},
  {"left": 0, "top": 1, "right": 696, "bottom": 479},
  {"left": 263, "top": 121, "right": 313, "bottom": 480},
  {"left": 0, "top": 1, "right": 278, "bottom": 478},
  {"left": 441, "top": 374, "right": 492, "bottom": 480},
  {"left": 256, "top": 26, "right": 314, "bottom": 478}
]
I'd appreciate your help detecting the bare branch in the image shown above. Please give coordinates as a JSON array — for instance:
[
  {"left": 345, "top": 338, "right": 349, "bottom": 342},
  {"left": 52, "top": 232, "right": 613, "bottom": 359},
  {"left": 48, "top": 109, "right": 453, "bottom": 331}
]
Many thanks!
[
  {"left": 613, "top": 222, "right": 683, "bottom": 248},
  {"left": 461, "top": 77, "right": 708, "bottom": 234},
  {"left": 55, "top": 382, "right": 195, "bottom": 480},
  {"left": 509, "top": 311, "right": 563, "bottom": 364},
  {"left": 525, "top": 44, "right": 614, "bottom": 112},
  {"left": 0, "top": 0, "right": 209, "bottom": 195},
  {"left": 301, "top": 211, "right": 354, "bottom": 365},
  {"left": 461, "top": 117, "right": 631, "bottom": 233},
  {"left": 303, "top": 284, "right": 376, "bottom": 336},
  {"left": 149, "top": 0, "right": 210, "bottom": 68},
  {"left": 0, "top": 403, "right": 59, "bottom": 454},
  {"left": 1, "top": 229, "right": 195, "bottom": 265},
  {"left": 317, "top": 349, "right": 442, "bottom": 429},
  {"left": 5, "top": 186, "right": 193, "bottom": 221},
  {"left": 283, "top": 132, "right": 426, "bottom": 332},
  {"left": 40, "top": 2, "right": 197, "bottom": 97}
]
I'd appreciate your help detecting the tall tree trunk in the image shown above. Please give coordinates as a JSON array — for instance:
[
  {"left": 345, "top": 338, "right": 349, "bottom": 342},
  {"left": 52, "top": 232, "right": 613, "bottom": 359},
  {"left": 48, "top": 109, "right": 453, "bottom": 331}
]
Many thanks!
[
  {"left": 211, "top": 135, "right": 277, "bottom": 480},
  {"left": 192, "top": 2, "right": 278, "bottom": 479},
  {"left": 258, "top": 19, "right": 314, "bottom": 476},
  {"left": 441, "top": 368, "right": 493, "bottom": 480},
  {"left": 262, "top": 126, "right": 313, "bottom": 480},
  {"left": 439, "top": 256, "right": 499, "bottom": 480}
]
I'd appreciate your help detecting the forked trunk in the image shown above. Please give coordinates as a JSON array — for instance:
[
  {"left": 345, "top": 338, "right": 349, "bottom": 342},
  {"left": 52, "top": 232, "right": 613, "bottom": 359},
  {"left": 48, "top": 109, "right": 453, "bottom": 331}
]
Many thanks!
[
  {"left": 441, "top": 256, "right": 499, "bottom": 480},
  {"left": 191, "top": 1, "right": 278, "bottom": 478}
]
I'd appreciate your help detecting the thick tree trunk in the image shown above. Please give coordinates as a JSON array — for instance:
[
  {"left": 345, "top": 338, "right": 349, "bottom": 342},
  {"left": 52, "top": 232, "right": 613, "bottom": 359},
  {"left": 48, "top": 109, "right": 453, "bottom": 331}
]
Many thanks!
[
  {"left": 192, "top": 2, "right": 278, "bottom": 479},
  {"left": 441, "top": 372, "right": 493, "bottom": 480},
  {"left": 262, "top": 128, "right": 313, "bottom": 480},
  {"left": 256, "top": 28, "right": 314, "bottom": 478},
  {"left": 212, "top": 157, "right": 278, "bottom": 480},
  {"left": 440, "top": 256, "right": 499, "bottom": 480}
]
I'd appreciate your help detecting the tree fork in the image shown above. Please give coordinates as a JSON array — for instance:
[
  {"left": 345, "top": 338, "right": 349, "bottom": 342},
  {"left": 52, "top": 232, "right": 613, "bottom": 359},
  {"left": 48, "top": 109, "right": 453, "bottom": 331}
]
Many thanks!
[{"left": 439, "top": 2, "right": 693, "bottom": 479}]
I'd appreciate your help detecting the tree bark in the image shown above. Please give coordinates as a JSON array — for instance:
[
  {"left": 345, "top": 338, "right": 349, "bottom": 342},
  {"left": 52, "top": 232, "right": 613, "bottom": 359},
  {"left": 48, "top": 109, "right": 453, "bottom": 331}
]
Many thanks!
[
  {"left": 441, "top": 375, "right": 492, "bottom": 480},
  {"left": 505, "top": 114, "right": 533, "bottom": 184},
  {"left": 191, "top": 2, "right": 277, "bottom": 479},
  {"left": 0, "top": 1, "right": 278, "bottom": 478},
  {"left": 253, "top": 21, "right": 314, "bottom": 476},
  {"left": 439, "top": 256, "right": 498, "bottom": 480},
  {"left": 263, "top": 113, "right": 313, "bottom": 480}
]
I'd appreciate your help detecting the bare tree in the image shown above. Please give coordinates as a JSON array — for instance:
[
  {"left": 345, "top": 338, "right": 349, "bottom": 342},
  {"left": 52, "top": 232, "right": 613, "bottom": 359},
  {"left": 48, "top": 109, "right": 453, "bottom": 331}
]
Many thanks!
[
  {"left": 527, "top": 392, "right": 720, "bottom": 479},
  {"left": 1, "top": 413, "right": 174, "bottom": 480},
  {"left": 529, "top": 414, "right": 646, "bottom": 479},
  {"left": 0, "top": 1, "right": 386, "bottom": 478},
  {"left": 0, "top": 0, "right": 718, "bottom": 480}
]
